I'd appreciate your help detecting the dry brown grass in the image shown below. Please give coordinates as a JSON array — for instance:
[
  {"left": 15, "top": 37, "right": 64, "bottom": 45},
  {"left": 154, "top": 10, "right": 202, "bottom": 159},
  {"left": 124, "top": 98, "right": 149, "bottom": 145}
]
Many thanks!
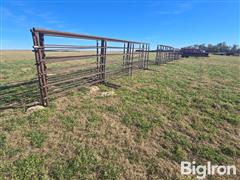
[{"left": 0, "top": 54, "right": 239, "bottom": 179}]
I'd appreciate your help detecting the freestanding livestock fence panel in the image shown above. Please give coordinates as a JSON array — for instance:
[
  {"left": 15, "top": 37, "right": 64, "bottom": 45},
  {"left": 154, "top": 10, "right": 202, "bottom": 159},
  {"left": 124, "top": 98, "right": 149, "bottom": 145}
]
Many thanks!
[
  {"left": 31, "top": 28, "right": 150, "bottom": 107},
  {"left": 155, "top": 45, "right": 181, "bottom": 65}
]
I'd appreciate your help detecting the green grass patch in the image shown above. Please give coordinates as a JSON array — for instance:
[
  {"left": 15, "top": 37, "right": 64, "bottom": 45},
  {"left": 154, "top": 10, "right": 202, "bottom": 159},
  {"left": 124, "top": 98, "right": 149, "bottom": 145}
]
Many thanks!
[
  {"left": 122, "top": 110, "right": 153, "bottom": 137},
  {"left": 0, "top": 134, "right": 6, "bottom": 149},
  {"left": 11, "top": 154, "right": 44, "bottom": 179},
  {"left": 193, "top": 145, "right": 226, "bottom": 164},
  {"left": 27, "top": 131, "right": 46, "bottom": 148},
  {"left": 97, "top": 162, "right": 122, "bottom": 180}
]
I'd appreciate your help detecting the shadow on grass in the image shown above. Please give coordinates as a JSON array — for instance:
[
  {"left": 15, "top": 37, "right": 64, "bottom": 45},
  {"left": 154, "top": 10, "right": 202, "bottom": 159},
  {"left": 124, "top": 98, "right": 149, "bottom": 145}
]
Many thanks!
[
  {"left": 0, "top": 80, "right": 40, "bottom": 109},
  {"left": 0, "top": 64, "right": 151, "bottom": 109}
]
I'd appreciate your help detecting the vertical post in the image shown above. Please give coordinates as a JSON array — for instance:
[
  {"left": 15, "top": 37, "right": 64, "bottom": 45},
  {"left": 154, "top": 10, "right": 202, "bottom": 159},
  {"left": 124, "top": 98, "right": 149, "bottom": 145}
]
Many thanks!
[
  {"left": 129, "top": 43, "right": 132, "bottom": 75},
  {"left": 155, "top": 45, "right": 158, "bottom": 65},
  {"left": 167, "top": 47, "right": 169, "bottom": 62},
  {"left": 123, "top": 43, "right": 126, "bottom": 71},
  {"left": 143, "top": 43, "right": 148, "bottom": 69},
  {"left": 160, "top": 45, "right": 165, "bottom": 64},
  {"left": 31, "top": 29, "right": 48, "bottom": 106},
  {"left": 163, "top": 46, "right": 168, "bottom": 63},
  {"left": 104, "top": 41, "right": 107, "bottom": 80},
  {"left": 161, "top": 45, "right": 163, "bottom": 64},
  {"left": 100, "top": 40, "right": 106, "bottom": 82},
  {"left": 158, "top": 45, "right": 163, "bottom": 65},
  {"left": 96, "top": 40, "right": 100, "bottom": 78},
  {"left": 39, "top": 33, "right": 48, "bottom": 106},
  {"left": 126, "top": 42, "right": 130, "bottom": 74},
  {"left": 170, "top": 47, "right": 172, "bottom": 61},
  {"left": 159, "top": 45, "right": 161, "bottom": 65},
  {"left": 146, "top": 43, "right": 150, "bottom": 69},
  {"left": 130, "top": 43, "right": 134, "bottom": 76},
  {"left": 173, "top": 49, "right": 175, "bottom": 60},
  {"left": 169, "top": 47, "right": 172, "bottom": 61},
  {"left": 138, "top": 44, "right": 141, "bottom": 68},
  {"left": 169, "top": 47, "right": 171, "bottom": 61},
  {"left": 143, "top": 44, "right": 146, "bottom": 69},
  {"left": 141, "top": 44, "right": 145, "bottom": 68},
  {"left": 162, "top": 46, "right": 164, "bottom": 64},
  {"left": 166, "top": 47, "right": 168, "bottom": 62}
]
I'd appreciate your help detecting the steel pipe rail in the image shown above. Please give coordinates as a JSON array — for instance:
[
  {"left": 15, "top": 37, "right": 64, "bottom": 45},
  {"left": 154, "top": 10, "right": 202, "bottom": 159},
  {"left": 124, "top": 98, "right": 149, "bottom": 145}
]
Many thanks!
[{"left": 32, "top": 28, "right": 144, "bottom": 44}]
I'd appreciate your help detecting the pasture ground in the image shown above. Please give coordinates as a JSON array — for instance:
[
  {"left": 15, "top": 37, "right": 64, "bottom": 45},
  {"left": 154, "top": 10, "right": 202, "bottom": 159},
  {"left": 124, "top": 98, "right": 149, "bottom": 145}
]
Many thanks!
[{"left": 0, "top": 51, "right": 239, "bottom": 179}]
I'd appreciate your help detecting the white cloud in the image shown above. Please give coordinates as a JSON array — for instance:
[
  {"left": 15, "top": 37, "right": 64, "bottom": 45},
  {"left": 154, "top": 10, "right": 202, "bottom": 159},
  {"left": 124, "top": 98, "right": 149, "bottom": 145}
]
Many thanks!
[
  {"left": 155, "top": 2, "right": 193, "bottom": 15},
  {"left": 2, "top": 3, "right": 64, "bottom": 29},
  {"left": 2, "top": 7, "right": 27, "bottom": 24},
  {"left": 38, "top": 12, "right": 64, "bottom": 27}
]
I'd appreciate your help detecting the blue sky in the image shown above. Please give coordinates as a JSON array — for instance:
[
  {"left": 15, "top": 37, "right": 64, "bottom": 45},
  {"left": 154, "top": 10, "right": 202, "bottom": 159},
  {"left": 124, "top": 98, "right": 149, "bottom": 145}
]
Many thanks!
[{"left": 1, "top": 0, "right": 239, "bottom": 49}]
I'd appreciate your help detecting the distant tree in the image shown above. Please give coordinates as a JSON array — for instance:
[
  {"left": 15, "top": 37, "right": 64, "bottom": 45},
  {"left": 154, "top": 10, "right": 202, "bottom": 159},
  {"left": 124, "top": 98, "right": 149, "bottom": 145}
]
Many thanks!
[
  {"left": 199, "top": 44, "right": 207, "bottom": 51},
  {"left": 183, "top": 42, "right": 239, "bottom": 54},
  {"left": 207, "top": 44, "right": 214, "bottom": 52},
  {"left": 230, "top": 44, "right": 239, "bottom": 53},
  {"left": 236, "top": 47, "right": 240, "bottom": 54},
  {"left": 193, "top": 44, "right": 199, "bottom": 49},
  {"left": 216, "top": 42, "right": 229, "bottom": 52}
]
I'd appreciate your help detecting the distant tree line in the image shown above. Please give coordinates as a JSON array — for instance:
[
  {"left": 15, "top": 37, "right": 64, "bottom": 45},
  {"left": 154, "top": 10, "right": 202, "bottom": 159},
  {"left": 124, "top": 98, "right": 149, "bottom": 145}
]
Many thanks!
[{"left": 184, "top": 42, "right": 240, "bottom": 55}]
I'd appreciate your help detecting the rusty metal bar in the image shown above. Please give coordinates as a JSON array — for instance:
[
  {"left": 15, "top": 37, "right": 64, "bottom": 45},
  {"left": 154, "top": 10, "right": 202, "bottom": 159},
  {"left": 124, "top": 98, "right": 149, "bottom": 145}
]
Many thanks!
[
  {"left": 144, "top": 44, "right": 147, "bottom": 69},
  {"left": 48, "top": 72, "right": 103, "bottom": 87},
  {"left": 143, "top": 43, "right": 149, "bottom": 69},
  {"left": 31, "top": 30, "right": 49, "bottom": 106},
  {"left": 100, "top": 40, "right": 106, "bottom": 81},
  {"left": 130, "top": 43, "right": 134, "bottom": 76},
  {"left": 33, "top": 28, "right": 144, "bottom": 44},
  {"left": 43, "top": 44, "right": 125, "bottom": 49},
  {"left": 155, "top": 45, "right": 158, "bottom": 64},
  {"left": 39, "top": 33, "right": 49, "bottom": 106},
  {"left": 126, "top": 42, "right": 130, "bottom": 74},
  {"left": 141, "top": 44, "right": 145, "bottom": 68},
  {"left": 138, "top": 44, "right": 142, "bottom": 68},
  {"left": 45, "top": 53, "right": 140, "bottom": 63},
  {"left": 146, "top": 43, "right": 150, "bottom": 69},
  {"left": 129, "top": 43, "right": 132, "bottom": 75},
  {"left": 123, "top": 43, "right": 126, "bottom": 70}
]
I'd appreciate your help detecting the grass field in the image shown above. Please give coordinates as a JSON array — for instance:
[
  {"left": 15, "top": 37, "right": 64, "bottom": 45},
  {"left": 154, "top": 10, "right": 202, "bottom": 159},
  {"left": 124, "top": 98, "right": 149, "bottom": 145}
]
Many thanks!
[{"left": 0, "top": 51, "right": 239, "bottom": 179}]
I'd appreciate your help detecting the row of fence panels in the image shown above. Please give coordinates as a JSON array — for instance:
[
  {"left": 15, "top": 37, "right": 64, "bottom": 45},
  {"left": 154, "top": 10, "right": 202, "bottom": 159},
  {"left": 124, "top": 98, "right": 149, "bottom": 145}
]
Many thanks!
[
  {"left": 0, "top": 28, "right": 181, "bottom": 109},
  {"left": 31, "top": 28, "right": 151, "bottom": 106},
  {"left": 155, "top": 45, "right": 181, "bottom": 65}
]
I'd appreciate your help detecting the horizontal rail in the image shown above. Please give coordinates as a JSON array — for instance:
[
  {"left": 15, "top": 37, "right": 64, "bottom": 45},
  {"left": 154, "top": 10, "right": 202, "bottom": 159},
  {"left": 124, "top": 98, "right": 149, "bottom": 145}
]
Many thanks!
[
  {"left": 31, "top": 28, "right": 145, "bottom": 44},
  {"left": 43, "top": 45, "right": 126, "bottom": 49},
  {"left": 0, "top": 88, "right": 39, "bottom": 99},
  {"left": 0, "top": 102, "right": 41, "bottom": 110},
  {"left": 48, "top": 72, "right": 103, "bottom": 87},
  {"left": 0, "top": 79, "right": 38, "bottom": 90},
  {"left": 45, "top": 53, "right": 141, "bottom": 63},
  {"left": 48, "top": 79, "right": 103, "bottom": 97}
]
